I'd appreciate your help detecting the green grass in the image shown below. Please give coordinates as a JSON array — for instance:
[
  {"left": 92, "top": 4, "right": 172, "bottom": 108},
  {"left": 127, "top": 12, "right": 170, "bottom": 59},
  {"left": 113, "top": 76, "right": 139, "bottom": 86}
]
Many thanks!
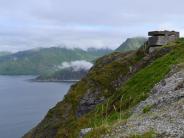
[
  {"left": 84, "top": 125, "right": 110, "bottom": 138},
  {"left": 143, "top": 104, "right": 154, "bottom": 113},
  {"left": 129, "top": 131, "right": 156, "bottom": 138},
  {"left": 84, "top": 39, "right": 184, "bottom": 137},
  {"left": 76, "top": 39, "right": 184, "bottom": 137}
]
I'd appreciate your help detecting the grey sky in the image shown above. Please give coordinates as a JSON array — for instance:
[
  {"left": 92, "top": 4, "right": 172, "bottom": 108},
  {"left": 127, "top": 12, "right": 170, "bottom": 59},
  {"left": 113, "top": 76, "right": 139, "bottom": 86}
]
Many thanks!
[{"left": 0, "top": 0, "right": 183, "bottom": 52}]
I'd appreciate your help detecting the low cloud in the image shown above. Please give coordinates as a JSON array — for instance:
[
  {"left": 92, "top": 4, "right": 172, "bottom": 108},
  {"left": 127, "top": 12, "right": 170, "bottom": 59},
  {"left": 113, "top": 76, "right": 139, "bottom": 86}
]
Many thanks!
[
  {"left": 57, "top": 60, "right": 93, "bottom": 71},
  {"left": 0, "top": 0, "right": 184, "bottom": 52}
]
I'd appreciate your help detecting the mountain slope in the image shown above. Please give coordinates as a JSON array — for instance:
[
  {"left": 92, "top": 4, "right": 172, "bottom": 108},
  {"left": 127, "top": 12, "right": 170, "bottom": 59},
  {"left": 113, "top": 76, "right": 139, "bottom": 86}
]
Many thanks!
[
  {"left": 23, "top": 39, "right": 184, "bottom": 138},
  {"left": 116, "top": 37, "right": 147, "bottom": 52},
  {"left": 87, "top": 48, "right": 112, "bottom": 57},
  {"left": 0, "top": 51, "right": 11, "bottom": 57},
  {"left": 103, "top": 68, "right": 184, "bottom": 138},
  {"left": 0, "top": 47, "right": 110, "bottom": 75},
  {"left": 36, "top": 68, "right": 88, "bottom": 81},
  {"left": 36, "top": 60, "right": 93, "bottom": 81}
]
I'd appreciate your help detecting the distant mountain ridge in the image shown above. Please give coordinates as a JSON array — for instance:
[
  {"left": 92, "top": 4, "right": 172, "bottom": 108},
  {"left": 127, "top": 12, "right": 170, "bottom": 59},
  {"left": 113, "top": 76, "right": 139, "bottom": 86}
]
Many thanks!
[
  {"left": 0, "top": 47, "right": 112, "bottom": 75},
  {"left": 0, "top": 51, "right": 12, "bottom": 57},
  {"left": 116, "top": 37, "right": 147, "bottom": 52},
  {"left": 36, "top": 68, "right": 88, "bottom": 81},
  {"left": 87, "top": 47, "right": 112, "bottom": 57},
  {"left": 0, "top": 37, "right": 146, "bottom": 76},
  {"left": 36, "top": 60, "right": 93, "bottom": 81}
]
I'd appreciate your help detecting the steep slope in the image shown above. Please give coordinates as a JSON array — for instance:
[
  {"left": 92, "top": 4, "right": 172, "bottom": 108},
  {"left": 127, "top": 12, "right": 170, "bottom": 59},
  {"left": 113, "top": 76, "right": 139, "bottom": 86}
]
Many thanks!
[
  {"left": 0, "top": 47, "right": 110, "bottom": 75},
  {"left": 103, "top": 67, "right": 184, "bottom": 138},
  {"left": 24, "top": 39, "right": 184, "bottom": 138},
  {"left": 85, "top": 39, "right": 184, "bottom": 138},
  {"left": 116, "top": 37, "right": 147, "bottom": 52}
]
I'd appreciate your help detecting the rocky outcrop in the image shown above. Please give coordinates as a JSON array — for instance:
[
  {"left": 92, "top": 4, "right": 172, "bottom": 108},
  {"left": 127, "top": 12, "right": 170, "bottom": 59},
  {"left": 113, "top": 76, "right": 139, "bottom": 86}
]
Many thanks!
[
  {"left": 79, "top": 128, "right": 93, "bottom": 138},
  {"left": 76, "top": 88, "right": 105, "bottom": 117},
  {"left": 104, "top": 67, "right": 184, "bottom": 138}
]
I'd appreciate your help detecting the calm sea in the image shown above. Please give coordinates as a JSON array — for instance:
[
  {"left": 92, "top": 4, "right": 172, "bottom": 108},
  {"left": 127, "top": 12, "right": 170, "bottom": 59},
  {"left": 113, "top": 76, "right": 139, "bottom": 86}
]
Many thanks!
[{"left": 0, "top": 76, "right": 73, "bottom": 138}]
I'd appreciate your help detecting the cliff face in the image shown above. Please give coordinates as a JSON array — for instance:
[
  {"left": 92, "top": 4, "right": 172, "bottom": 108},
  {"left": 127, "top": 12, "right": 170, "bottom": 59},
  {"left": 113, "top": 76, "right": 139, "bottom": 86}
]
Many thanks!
[{"left": 24, "top": 39, "right": 184, "bottom": 138}]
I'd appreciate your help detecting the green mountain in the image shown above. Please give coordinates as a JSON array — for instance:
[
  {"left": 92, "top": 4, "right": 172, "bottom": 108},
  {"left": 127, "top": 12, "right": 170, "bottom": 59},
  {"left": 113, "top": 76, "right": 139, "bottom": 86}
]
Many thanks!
[
  {"left": 87, "top": 47, "right": 112, "bottom": 57},
  {"left": 24, "top": 39, "right": 184, "bottom": 138},
  {"left": 0, "top": 47, "right": 111, "bottom": 75},
  {"left": 116, "top": 37, "right": 147, "bottom": 52},
  {"left": 34, "top": 48, "right": 111, "bottom": 80},
  {"left": 36, "top": 60, "right": 93, "bottom": 81},
  {"left": 0, "top": 51, "right": 11, "bottom": 57},
  {"left": 36, "top": 68, "right": 88, "bottom": 81}
]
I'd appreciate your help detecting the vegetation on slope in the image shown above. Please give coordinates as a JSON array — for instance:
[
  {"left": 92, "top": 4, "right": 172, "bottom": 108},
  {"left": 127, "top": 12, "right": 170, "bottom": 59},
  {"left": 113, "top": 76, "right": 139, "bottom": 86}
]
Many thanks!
[
  {"left": 24, "top": 39, "right": 184, "bottom": 138},
  {"left": 116, "top": 37, "right": 147, "bottom": 52},
  {"left": 0, "top": 47, "right": 111, "bottom": 75},
  {"left": 85, "top": 39, "right": 184, "bottom": 137}
]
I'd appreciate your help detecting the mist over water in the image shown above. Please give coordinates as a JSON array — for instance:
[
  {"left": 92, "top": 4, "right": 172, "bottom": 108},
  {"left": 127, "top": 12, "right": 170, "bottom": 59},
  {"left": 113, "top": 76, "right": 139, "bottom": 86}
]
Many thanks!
[{"left": 0, "top": 76, "right": 72, "bottom": 138}]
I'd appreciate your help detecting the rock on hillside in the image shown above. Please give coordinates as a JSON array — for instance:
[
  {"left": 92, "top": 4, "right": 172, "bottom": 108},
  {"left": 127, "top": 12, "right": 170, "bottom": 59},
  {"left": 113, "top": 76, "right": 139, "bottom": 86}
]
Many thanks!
[{"left": 104, "top": 66, "right": 184, "bottom": 138}]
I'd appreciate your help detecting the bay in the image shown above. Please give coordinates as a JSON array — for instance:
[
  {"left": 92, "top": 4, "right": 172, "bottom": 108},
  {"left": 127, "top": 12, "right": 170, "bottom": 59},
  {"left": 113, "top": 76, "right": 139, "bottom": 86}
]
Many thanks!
[{"left": 0, "top": 76, "right": 72, "bottom": 138}]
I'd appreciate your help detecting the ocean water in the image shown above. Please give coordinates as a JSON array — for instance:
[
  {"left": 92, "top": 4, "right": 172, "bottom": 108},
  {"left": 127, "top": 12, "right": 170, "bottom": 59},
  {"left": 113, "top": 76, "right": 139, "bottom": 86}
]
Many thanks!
[{"left": 0, "top": 76, "right": 73, "bottom": 138}]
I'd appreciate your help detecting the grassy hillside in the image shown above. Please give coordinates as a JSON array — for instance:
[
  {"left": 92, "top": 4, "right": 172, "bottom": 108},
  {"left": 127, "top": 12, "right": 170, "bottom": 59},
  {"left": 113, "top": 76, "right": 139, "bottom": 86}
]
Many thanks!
[
  {"left": 0, "top": 47, "right": 111, "bottom": 75},
  {"left": 24, "top": 39, "right": 184, "bottom": 138},
  {"left": 116, "top": 37, "right": 147, "bottom": 52},
  {"left": 85, "top": 39, "right": 184, "bottom": 137}
]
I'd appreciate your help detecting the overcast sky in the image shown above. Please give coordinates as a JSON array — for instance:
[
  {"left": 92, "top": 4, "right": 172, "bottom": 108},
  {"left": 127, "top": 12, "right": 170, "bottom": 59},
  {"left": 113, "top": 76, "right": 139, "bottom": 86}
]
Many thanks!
[{"left": 0, "top": 0, "right": 184, "bottom": 52}]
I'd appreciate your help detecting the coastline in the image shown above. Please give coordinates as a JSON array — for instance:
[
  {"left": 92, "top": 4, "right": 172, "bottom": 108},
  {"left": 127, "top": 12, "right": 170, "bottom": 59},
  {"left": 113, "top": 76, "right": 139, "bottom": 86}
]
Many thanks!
[{"left": 31, "top": 78, "right": 79, "bottom": 83}]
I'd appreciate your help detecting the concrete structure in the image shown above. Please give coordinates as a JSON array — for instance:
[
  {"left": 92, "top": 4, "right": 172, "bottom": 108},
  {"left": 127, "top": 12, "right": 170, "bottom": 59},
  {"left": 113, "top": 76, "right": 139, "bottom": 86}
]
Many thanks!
[{"left": 148, "top": 31, "right": 180, "bottom": 47}]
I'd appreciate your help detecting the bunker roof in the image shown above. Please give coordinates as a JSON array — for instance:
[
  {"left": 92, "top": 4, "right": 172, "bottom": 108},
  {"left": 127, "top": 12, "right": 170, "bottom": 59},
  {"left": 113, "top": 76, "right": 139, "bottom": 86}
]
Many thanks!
[{"left": 148, "top": 30, "right": 179, "bottom": 36}]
